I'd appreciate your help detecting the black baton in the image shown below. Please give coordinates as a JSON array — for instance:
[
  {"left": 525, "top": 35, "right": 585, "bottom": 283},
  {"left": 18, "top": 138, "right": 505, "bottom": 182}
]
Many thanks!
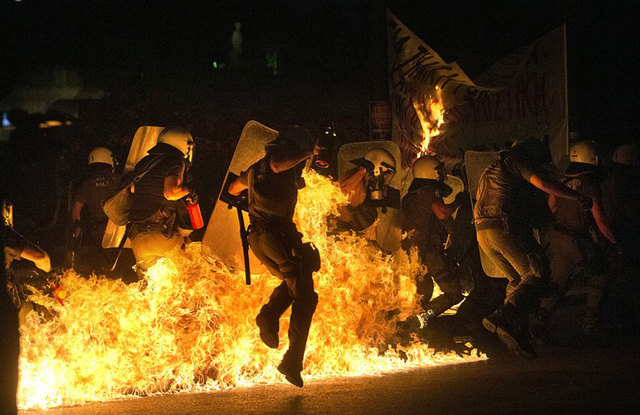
[{"left": 235, "top": 207, "right": 251, "bottom": 285}]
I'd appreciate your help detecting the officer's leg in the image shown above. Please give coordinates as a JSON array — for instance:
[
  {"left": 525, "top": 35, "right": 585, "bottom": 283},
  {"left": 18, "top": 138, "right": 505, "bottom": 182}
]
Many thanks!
[
  {"left": 539, "top": 229, "right": 582, "bottom": 313},
  {"left": 489, "top": 229, "right": 548, "bottom": 309},
  {"left": 480, "top": 228, "right": 543, "bottom": 358},
  {"left": 248, "top": 231, "right": 294, "bottom": 319},
  {"left": 130, "top": 231, "right": 183, "bottom": 277},
  {"left": 282, "top": 267, "right": 318, "bottom": 371},
  {"left": 421, "top": 251, "right": 463, "bottom": 317},
  {"left": 477, "top": 229, "right": 522, "bottom": 296}
]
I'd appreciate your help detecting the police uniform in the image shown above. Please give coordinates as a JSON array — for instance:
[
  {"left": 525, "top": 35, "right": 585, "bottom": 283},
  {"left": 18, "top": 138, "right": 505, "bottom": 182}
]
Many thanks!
[
  {"left": 239, "top": 146, "right": 318, "bottom": 373},
  {"left": 539, "top": 164, "right": 607, "bottom": 317},
  {"left": 474, "top": 151, "right": 550, "bottom": 308},
  {"left": 72, "top": 163, "right": 118, "bottom": 271},
  {"left": 402, "top": 183, "right": 463, "bottom": 316},
  {"left": 129, "top": 144, "right": 188, "bottom": 275}
]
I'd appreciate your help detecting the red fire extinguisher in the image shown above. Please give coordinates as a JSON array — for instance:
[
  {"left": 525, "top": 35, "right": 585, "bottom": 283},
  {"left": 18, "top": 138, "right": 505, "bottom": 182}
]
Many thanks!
[
  {"left": 51, "top": 283, "right": 67, "bottom": 306},
  {"left": 186, "top": 193, "right": 204, "bottom": 230}
]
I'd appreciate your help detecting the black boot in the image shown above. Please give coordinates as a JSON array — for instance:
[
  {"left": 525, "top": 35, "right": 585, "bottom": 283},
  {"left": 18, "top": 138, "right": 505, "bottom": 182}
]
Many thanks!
[
  {"left": 277, "top": 357, "right": 304, "bottom": 387},
  {"left": 483, "top": 303, "right": 537, "bottom": 359}
]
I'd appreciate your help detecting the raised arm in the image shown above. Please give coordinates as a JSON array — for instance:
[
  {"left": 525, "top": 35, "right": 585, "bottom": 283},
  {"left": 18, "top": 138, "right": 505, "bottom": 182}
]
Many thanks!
[
  {"left": 529, "top": 174, "right": 589, "bottom": 204},
  {"left": 269, "top": 144, "right": 321, "bottom": 173}
]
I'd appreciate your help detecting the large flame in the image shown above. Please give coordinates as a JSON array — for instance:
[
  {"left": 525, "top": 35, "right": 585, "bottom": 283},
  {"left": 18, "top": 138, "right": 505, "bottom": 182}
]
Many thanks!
[
  {"left": 18, "top": 170, "right": 484, "bottom": 410},
  {"left": 413, "top": 87, "right": 446, "bottom": 157}
]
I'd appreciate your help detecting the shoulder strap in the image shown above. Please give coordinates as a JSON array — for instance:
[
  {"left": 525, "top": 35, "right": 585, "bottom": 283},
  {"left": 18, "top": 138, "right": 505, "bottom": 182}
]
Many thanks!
[{"left": 132, "top": 154, "right": 169, "bottom": 183}]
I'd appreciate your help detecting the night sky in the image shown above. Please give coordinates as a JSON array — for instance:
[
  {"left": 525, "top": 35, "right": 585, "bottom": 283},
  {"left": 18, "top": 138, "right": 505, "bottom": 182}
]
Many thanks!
[{"left": 2, "top": 0, "right": 639, "bottom": 146}]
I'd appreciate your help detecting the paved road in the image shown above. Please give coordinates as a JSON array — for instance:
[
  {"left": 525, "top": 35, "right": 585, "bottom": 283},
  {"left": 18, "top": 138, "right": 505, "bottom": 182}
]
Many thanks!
[{"left": 21, "top": 341, "right": 640, "bottom": 415}]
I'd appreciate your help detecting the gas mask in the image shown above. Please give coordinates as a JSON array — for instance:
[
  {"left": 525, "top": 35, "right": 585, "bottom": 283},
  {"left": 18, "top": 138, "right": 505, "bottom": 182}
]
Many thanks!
[{"left": 350, "top": 148, "right": 400, "bottom": 211}]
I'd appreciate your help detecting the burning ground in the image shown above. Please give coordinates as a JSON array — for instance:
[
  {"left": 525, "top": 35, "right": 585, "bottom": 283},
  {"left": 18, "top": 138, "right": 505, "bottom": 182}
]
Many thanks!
[{"left": 18, "top": 171, "right": 484, "bottom": 410}]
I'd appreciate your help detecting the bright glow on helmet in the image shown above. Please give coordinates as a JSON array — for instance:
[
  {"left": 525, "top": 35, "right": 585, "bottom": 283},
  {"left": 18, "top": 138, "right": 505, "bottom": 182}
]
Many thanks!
[
  {"left": 158, "top": 127, "right": 194, "bottom": 160},
  {"left": 569, "top": 141, "right": 598, "bottom": 166},
  {"left": 363, "top": 148, "right": 396, "bottom": 177},
  {"left": 88, "top": 147, "right": 115, "bottom": 167},
  {"left": 412, "top": 154, "right": 445, "bottom": 182}
]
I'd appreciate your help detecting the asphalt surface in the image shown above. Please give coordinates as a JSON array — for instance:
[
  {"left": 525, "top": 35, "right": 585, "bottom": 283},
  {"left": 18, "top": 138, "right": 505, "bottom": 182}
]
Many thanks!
[{"left": 21, "top": 340, "right": 640, "bottom": 415}]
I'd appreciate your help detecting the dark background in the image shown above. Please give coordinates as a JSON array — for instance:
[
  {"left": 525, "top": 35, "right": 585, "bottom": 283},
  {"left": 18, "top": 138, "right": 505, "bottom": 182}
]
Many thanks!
[
  {"left": 0, "top": 0, "right": 638, "bottom": 254},
  {"left": 2, "top": 0, "right": 638, "bottom": 143}
]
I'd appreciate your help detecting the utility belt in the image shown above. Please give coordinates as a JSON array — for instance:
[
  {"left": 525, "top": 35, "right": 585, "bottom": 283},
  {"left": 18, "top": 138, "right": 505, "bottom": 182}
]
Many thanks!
[
  {"left": 474, "top": 218, "right": 507, "bottom": 232},
  {"left": 129, "top": 222, "right": 169, "bottom": 239},
  {"left": 475, "top": 217, "right": 528, "bottom": 235}
]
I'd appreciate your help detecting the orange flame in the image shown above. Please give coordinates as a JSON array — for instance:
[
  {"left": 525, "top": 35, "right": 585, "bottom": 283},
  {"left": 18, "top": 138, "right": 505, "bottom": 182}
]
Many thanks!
[
  {"left": 18, "top": 170, "right": 484, "bottom": 410},
  {"left": 413, "top": 87, "right": 446, "bottom": 157}
]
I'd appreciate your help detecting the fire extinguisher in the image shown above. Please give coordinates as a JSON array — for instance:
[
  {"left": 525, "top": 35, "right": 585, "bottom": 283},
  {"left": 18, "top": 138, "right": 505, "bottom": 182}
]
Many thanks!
[
  {"left": 51, "top": 283, "right": 67, "bottom": 306},
  {"left": 186, "top": 192, "right": 204, "bottom": 230}
]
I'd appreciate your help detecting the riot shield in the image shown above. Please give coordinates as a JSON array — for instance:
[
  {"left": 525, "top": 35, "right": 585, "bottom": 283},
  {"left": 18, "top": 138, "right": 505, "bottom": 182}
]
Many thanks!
[
  {"left": 337, "top": 141, "right": 403, "bottom": 252},
  {"left": 102, "top": 126, "right": 165, "bottom": 248},
  {"left": 201, "top": 121, "right": 279, "bottom": 272}
]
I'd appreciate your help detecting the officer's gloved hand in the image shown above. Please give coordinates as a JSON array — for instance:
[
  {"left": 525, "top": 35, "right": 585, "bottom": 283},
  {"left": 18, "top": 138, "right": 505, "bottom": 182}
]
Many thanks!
[
  {"left": 185, "top": 191, "right": 199, "bottom": 205},
  {"left": 578, "top": 195, "right": 592, "bottom": 211}
]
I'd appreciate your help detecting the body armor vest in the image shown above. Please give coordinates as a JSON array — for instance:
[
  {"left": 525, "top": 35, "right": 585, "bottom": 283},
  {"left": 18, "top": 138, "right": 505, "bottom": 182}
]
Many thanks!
[{"left": 129, "top": 155, "right": 184, "bottom": 223}]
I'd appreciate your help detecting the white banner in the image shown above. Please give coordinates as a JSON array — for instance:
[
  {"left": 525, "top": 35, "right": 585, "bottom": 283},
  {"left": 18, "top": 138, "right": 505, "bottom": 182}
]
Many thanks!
[{"left": 388, "top": 11, "right": 568, "bottom": 166}]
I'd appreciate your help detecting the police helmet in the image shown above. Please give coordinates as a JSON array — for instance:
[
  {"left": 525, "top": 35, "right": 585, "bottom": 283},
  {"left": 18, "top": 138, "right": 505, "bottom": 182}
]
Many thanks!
[
  {"left": 570, "top": 141, "right": 598, "bottom": 166},
  {"left": 412, "top": 155, "right": 445, "bottom": 181},
  {"left": 274, "top": 125, "right": 315, "bottom": 152},
  {"left": 158, "top": 127, "right": 194, "bottom": 159},
  {"left": 88, "top": 147, "right": 116, "bottom": 167},
  {"left": 612, "top": 143, "right": 639, "bottom": 167},
  {"left": 364, "top": 148, "right": 396, "bottom": 177}
]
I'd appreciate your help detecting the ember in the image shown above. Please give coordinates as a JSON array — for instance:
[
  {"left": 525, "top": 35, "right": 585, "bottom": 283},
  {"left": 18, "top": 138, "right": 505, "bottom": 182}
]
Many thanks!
[{"left": 18, "top": 170, "right": 484, "bottom": 410}]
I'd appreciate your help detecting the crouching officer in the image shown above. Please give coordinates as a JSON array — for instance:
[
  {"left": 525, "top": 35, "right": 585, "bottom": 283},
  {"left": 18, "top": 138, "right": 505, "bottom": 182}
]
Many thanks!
[
  {"left": 402, "top": 155, "right": 467, "bottom": 323},
  {"left": 227, "top": 125, "right": 321, "bottom": 388},
  {"left": 533, "top": 141, "right": 618, "bottom": 341},
  {"left": 69, "top": 147, "right": 119, "bottom": 273},
  {"left": 128, "top": 127, "right": 196, "bottom": 277},
  {"left": 476, "top": 138, "right": 592, "bottom": 358}
]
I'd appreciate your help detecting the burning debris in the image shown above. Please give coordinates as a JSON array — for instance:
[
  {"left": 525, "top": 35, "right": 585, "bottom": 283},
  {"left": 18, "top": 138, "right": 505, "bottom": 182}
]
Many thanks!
[{"left": 18, "top": 170, "right": 484, "bottom": 410}]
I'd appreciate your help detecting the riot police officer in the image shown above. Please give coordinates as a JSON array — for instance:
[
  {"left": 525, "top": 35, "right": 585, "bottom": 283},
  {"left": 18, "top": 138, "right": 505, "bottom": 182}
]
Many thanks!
[
  {"left": 227, "top": 125, "right": 321, "bottom": 388},
  {"left": 532, "top": 141, "right": 618, "bottom": 341},
  {"left": 336, "top": 148, "right": 397, "bottom": 231},
  {"left": 128, "top": 127, "right": 196, "bottom": 277},
  {"left": 70, "top": 147, "right": 119, "bottom": 273},
  {"left": 475, "top": 138, "right": 591, "bottom": 358},
  {"left": 402, "top": 155, "right": 466, "bottom": 323}
]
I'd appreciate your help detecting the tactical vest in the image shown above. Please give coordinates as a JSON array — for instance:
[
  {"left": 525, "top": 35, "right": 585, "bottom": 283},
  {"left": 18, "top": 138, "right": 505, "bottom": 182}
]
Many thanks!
[
  {"left": 129, "top": 155, "right": 184, "bottom": 223},
  {"left": 83, "top": 166, "right": 118, "bottom": 223},
  {"left": 247, "top": 158, "right": 301, "bottom": 225}
]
